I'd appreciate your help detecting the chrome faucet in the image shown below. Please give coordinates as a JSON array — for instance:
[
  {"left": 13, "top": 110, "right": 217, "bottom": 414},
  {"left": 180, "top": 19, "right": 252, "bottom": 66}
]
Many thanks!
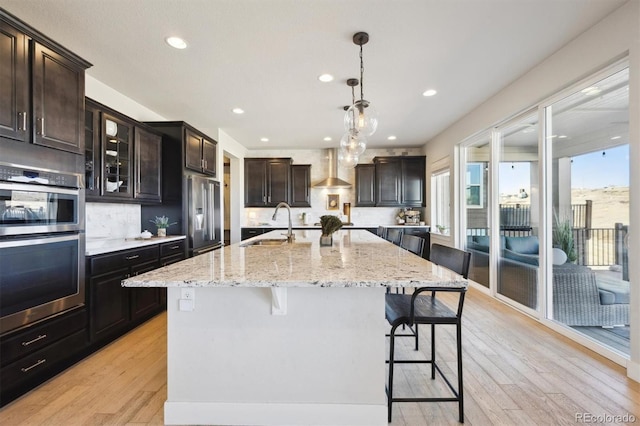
[{"left": 272, "top": 202, "right": 295, "bottom": 242}]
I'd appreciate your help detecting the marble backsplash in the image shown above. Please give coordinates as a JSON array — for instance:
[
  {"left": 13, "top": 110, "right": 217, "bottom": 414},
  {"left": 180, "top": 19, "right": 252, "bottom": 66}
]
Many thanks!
[{"left": 85, "top": 202, "right": 141, "bottom": 239}]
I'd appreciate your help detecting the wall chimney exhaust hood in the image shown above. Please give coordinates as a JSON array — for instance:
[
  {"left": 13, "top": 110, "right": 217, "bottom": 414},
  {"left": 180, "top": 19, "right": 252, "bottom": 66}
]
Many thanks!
[{"left": 313, "top": 148, "right": 352, "bottom": 188}]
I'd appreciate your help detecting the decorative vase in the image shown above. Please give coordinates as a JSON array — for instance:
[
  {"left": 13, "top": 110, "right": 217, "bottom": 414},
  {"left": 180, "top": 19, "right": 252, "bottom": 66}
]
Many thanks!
[
  {"left": 319, "top": 234, "right": 333, "bottom": 246},
  {"left": 157, "top": 228, "right": 167, "bottom": 237}
]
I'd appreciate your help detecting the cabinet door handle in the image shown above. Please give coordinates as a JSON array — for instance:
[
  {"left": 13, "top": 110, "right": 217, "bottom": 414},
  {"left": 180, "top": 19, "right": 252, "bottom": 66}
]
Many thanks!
[
  {"left": 267, "top": 195, "right": 271, "bottom": 203},
  {"left": 21, "top": 359, "right": 46, "bottom": 373},
  {"left": 204, "top": 160, "right": 207, "bottom": 170},
  {"left": 18, "top": 112, "right": 27, "bottom": 131},
  {"left": 36, "top": 117, "right": 45, "bottom": 136},
  {"left": 21, "top": 334, "right": 47, "bottom": 346},
  {"left": 125, "top": 255, "right": 139, "bottom": 260}
]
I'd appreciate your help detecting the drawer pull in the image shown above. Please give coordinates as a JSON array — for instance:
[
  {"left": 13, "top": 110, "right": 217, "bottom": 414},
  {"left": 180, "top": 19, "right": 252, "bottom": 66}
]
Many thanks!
[
  {"left": 125, "top": 255, "right": 140, "bottom": 260},
  {"left": 22, "top": 334, "right": 47, "bottom": 346},
  {"left": 21, "top": 359, "right": 46, "bottom": 372},
  {"left": 169, "top": 245, "right": 180, "bottom": 250}
]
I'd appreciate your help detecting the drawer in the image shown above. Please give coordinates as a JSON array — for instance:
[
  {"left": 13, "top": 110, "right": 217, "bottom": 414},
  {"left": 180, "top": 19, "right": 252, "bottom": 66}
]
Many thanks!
[
  {"left": 160, "top": 239, "right": 185, "bottom": 257},
  {"left": 1, "top": 330, "right": 87, "bottom": 395},
  {"left": 0, "top": 308, "right": 87, "bottom": 367},
  {"left": 241, "top": 228, "right": 266, "bottom": 240},
  {"left": 89, "top": 245, "right": 159, "bottom": 276}
]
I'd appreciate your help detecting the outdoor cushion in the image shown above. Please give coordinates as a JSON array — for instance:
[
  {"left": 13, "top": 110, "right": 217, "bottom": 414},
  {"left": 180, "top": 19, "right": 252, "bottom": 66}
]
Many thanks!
[
  {"left": 505, "top": 236, "right": 539, "bottom": 254},
  {"left": 597, "top": 281, "right": 630, "bottom": 304},
  {"left": 503, "top": 249, "right": 539, "bottom": 266}
]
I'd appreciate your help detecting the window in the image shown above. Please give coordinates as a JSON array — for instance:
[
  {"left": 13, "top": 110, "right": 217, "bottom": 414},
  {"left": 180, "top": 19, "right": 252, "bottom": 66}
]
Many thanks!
[
  {"left": 466, "top": 163, "right": 483, "bottom": 208},
  {"left": 431, "top": 169, "right": 450, "bottom": 235}
]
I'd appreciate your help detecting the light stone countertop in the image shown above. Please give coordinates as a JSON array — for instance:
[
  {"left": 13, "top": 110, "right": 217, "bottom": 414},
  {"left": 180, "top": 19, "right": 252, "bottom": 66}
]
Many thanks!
[
  {"left": 122, "top": 229, "right": 464, "bottom": 289},
  {"left": 86, "top": 235, "right": 186, "bottom": 256},
  {"left": 243, "top": 224, "right": 430, "bottom": 229}
]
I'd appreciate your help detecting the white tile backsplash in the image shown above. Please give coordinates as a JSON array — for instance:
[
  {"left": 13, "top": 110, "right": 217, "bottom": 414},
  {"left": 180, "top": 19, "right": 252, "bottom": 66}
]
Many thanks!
[{"left": 86, "top": 202, "right": 141, "bottom": 239}]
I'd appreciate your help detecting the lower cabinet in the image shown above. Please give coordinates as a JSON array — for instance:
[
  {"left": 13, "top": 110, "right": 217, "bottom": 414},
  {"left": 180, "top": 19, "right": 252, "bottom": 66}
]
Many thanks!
[
  {"left": 0, "top": 307, "right": 88, "bottom": 406},
  {"left": 87, "top": 242, "right": 183, "bottom": 344}
]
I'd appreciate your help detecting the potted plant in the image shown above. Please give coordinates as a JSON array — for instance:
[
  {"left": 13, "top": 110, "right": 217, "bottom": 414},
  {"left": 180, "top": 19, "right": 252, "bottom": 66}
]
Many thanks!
[
  {"left": 553, "top": 214, "right": 577, "bottom": 263},
  {"left": 150, "top": 215, "right": 177, "bottom": 237},
  {"left": 319, "top": 215, "right": 343, "bottom": 246}
]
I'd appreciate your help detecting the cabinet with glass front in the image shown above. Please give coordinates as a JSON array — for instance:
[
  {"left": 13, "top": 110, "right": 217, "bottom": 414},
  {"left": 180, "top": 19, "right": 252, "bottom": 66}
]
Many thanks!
[{"left": 101, "top": 113, "right": 133, "bottom": 199}]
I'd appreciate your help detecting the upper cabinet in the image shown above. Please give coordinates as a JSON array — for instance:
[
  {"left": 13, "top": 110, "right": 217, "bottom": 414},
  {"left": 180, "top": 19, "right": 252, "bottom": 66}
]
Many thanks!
[
  {"left": 146, "top": 122, "right": 218, "bottom": 181},
  {"left": 355, "top": 156, "right": 426, "bottom": 207},
  {"left": 185, "top": 128, "right": 216, "bottom": 176},
  {"left": 244, "top": 158, "right": 292, "bottom": 207},
  {"left": 355, "top": 164, "right": 376, "bottom": 207},
  {"left": 85, "top": 98, "right": 162, "bottom": 203},
  {"left": 0, "top": 12, "right": 90, "bottom": 154},
  {"left": 290, "top": 164, "right": 311, "bottom": 207}
]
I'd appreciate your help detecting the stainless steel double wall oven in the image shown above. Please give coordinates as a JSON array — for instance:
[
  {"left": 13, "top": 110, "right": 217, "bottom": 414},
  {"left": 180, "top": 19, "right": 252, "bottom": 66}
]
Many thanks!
[{"left": 0, "top": 163, "right": 85, "bottom": 334}]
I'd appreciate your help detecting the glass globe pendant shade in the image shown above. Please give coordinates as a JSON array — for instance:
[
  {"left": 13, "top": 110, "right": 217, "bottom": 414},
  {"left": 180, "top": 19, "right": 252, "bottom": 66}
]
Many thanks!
[
  {"left": 339, "top": 131, "right": 367, "bottom": 156},
  {"left": 344, "top": 100, "right": 378, "bottom": 137},
  {"left": 338, "top": 147, "right": 359, "bottom": 169}
]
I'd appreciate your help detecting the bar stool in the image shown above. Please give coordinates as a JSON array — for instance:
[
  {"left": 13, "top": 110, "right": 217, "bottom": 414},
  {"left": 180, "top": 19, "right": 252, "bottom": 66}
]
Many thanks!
[
  {"left": 399, "top": 234, "right": 425, "bottom": 257},
  {"left": 385, "top": 228, "right": 403, "bottom": 245},
  {"left": 385, "top": 244, "right": 471, "bottom": 423}
]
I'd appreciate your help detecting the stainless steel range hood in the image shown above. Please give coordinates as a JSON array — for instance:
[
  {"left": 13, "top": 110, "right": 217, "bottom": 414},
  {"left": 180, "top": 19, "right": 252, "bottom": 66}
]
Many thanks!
[{"left": 313, "top": 148, "right": 352, "bottom": 188}]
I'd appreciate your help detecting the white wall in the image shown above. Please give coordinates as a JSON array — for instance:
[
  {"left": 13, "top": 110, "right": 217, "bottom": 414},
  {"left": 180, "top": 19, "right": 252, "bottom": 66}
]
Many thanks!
[{"left": 423, "top": 0, "right": 640, "bottom": 380}]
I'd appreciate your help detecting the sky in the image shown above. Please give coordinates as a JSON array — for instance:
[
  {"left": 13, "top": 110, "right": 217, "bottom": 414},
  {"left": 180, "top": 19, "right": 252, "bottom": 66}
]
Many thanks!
[{"left": 498, "top": 144, "right": 629, "bottom": 195}]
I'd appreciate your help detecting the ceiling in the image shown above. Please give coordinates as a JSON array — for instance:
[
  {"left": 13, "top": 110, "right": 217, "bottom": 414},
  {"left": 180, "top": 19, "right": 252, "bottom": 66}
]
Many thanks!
[{"left": 0, "top": 0, "right": 627, "bottom": 151}]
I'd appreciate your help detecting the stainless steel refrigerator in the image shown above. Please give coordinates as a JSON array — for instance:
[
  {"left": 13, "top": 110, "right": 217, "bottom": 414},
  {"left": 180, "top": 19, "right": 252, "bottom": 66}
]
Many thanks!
[{"left": 187, "top": 175, "right": 222, "bottom": 256}]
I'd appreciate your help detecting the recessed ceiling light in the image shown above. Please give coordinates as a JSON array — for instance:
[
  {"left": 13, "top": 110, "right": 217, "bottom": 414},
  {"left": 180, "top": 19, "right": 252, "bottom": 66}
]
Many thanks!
[
  {"left": 260, "top": 137, "right": 269, "bottom": 142},
  {"left": 323, "top": 137, "right": 332, "bottom": 141},
  {"left": 387, "top": 135, "right": 397, "bottom": 141},
  {"left": 318, "top": 74, "right": 334, "bottom": 83},
  {"left": 165, "top": 36, "right": 187, "bottom": 49},
  {"left": 232, "top": 108, "right": 245, "bottom": 114},
  {"left": 611, "top": 135, "right": 621, "bottom": 140},
  {"left": 422, "top": 89, "right": 437, "bottom": 97}
]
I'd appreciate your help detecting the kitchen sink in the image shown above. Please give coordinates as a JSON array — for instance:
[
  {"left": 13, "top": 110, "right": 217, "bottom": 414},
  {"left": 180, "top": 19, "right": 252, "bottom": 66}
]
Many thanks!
[{"left": 240, "top": 238, "right": 289, "bottom": 247}]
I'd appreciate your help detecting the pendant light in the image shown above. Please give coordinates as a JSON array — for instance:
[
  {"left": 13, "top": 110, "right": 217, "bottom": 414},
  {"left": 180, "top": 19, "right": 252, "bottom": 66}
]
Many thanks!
[
  {"left": 340, "top": 78, "right": 367, "bottom": 159},
  {"left": 344, "top": 32, "right": 378, "bottom": 137}
]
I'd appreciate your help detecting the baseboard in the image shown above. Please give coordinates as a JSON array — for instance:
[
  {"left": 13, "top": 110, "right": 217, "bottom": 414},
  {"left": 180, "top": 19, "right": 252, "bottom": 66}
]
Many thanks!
[
  {"left": 164, "top": 401, "right": 387, "bottom": 426},
  {"left": 627, "top": 359, "right": 640, "bottom": 383}
]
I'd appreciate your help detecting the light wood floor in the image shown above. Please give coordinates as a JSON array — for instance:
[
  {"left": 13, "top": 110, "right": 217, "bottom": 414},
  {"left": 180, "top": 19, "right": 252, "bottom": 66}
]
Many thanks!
[{"left": 1, "top": 287, "right": 638, "bottom": 425}]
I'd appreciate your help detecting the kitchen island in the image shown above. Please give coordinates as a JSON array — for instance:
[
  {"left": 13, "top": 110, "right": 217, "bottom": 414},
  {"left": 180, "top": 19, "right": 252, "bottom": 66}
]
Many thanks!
[{"left": 123, "top": 229, "right": 466, "bottom": 426}]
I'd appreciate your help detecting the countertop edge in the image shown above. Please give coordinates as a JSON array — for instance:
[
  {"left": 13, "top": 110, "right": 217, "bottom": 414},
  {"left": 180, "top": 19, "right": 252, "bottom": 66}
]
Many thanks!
[{"left": 86, "top": 235, "right": 187, "bottom": 256}]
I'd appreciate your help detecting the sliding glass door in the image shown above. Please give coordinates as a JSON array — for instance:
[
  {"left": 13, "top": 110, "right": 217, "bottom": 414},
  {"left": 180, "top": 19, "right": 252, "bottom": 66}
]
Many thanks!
[
  {"left": 545, "top": 66, "right": 630, "bottom": 355},
  {"left": 495, "top": 112, "right": 540, "bottom": 311}
]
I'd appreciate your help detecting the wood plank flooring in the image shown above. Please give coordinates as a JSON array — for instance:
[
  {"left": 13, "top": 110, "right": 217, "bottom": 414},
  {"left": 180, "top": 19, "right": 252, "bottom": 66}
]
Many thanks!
[{"left": 1, "top": 287, "right": 638, "bottom": 425}]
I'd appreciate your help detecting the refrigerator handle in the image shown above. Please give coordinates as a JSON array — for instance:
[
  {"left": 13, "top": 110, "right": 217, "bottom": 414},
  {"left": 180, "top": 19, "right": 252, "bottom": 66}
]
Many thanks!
[{"left": 208, "top": 182, "right": 216, "bottom": 242}]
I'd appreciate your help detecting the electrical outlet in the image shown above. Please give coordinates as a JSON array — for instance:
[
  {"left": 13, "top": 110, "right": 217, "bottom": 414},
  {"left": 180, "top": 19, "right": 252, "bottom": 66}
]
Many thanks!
[{"left": 181, "top": 288, "right": 194, "bottom": 300}]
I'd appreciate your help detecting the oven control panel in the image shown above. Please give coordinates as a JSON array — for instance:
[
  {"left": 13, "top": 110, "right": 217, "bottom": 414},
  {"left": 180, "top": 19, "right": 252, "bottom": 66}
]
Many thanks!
[{"left": 0, "top": 164, "right": 81, "bottom": 188}]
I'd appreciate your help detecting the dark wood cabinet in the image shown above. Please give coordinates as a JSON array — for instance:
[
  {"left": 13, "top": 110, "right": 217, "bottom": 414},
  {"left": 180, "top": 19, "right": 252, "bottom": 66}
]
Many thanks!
[
  {"left": 0, "top": 307, "right": 88, "bottom": 406},
  {"left": 185, "top": 127, "right": 216, "bottom": 176},
  {"left": 87, "top": 245, "right": 161, "bottom": 343},
  {"left": 0, "top": 11, "right": 90, "bottom": 154},
  {"left": 84, "top": 100, "right": 100, "bottom": 197},
  {"left": 85, "top": 98, "right": 162, "bottom": 204},
  {"left": 31, "top": 42, "right": 85, "bottom": 154},
  {"left": 241, "top": 227, "right": 268, "bottom": 241},
  {"left": 244, "top": 158, "right": 291, "bottom": 207},
  {"left": 375, "top": 157, "right": 403, "bottom": 206},
  {"left": 367, "top": 156, "right": 426, "bottom": 207},
  {"left": 355, "top": 164, "right": 376, "bottom": 207},
  {"left": 400, "top": 157, "right": 426, "bottom": 207},
  {"left": 101, "top": 112, "right": 133, "bottom": 199},
  {"left": 0, "top": 20, "right": 27, "bottom": 143},
  {"left": 134, "top": 126, "right": 162, "bottom": 202},
  {"left": 290, "top": 164, "right": 311, "bottom": 207}
]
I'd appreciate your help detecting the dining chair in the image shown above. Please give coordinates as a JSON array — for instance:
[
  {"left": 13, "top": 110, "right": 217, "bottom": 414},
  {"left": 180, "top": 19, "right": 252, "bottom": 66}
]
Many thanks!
[
  {"left": 385, "top": 228, "right": 403, "bottom": 245},
  {"left": 385, "top": 244, "right": 471, "bottom": 423},
  {"left": 377, "top": 225, "right": 387, "bottom": 239},
  {"left": 399, "top": 234, "right": 425, "bottom": 257}
]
